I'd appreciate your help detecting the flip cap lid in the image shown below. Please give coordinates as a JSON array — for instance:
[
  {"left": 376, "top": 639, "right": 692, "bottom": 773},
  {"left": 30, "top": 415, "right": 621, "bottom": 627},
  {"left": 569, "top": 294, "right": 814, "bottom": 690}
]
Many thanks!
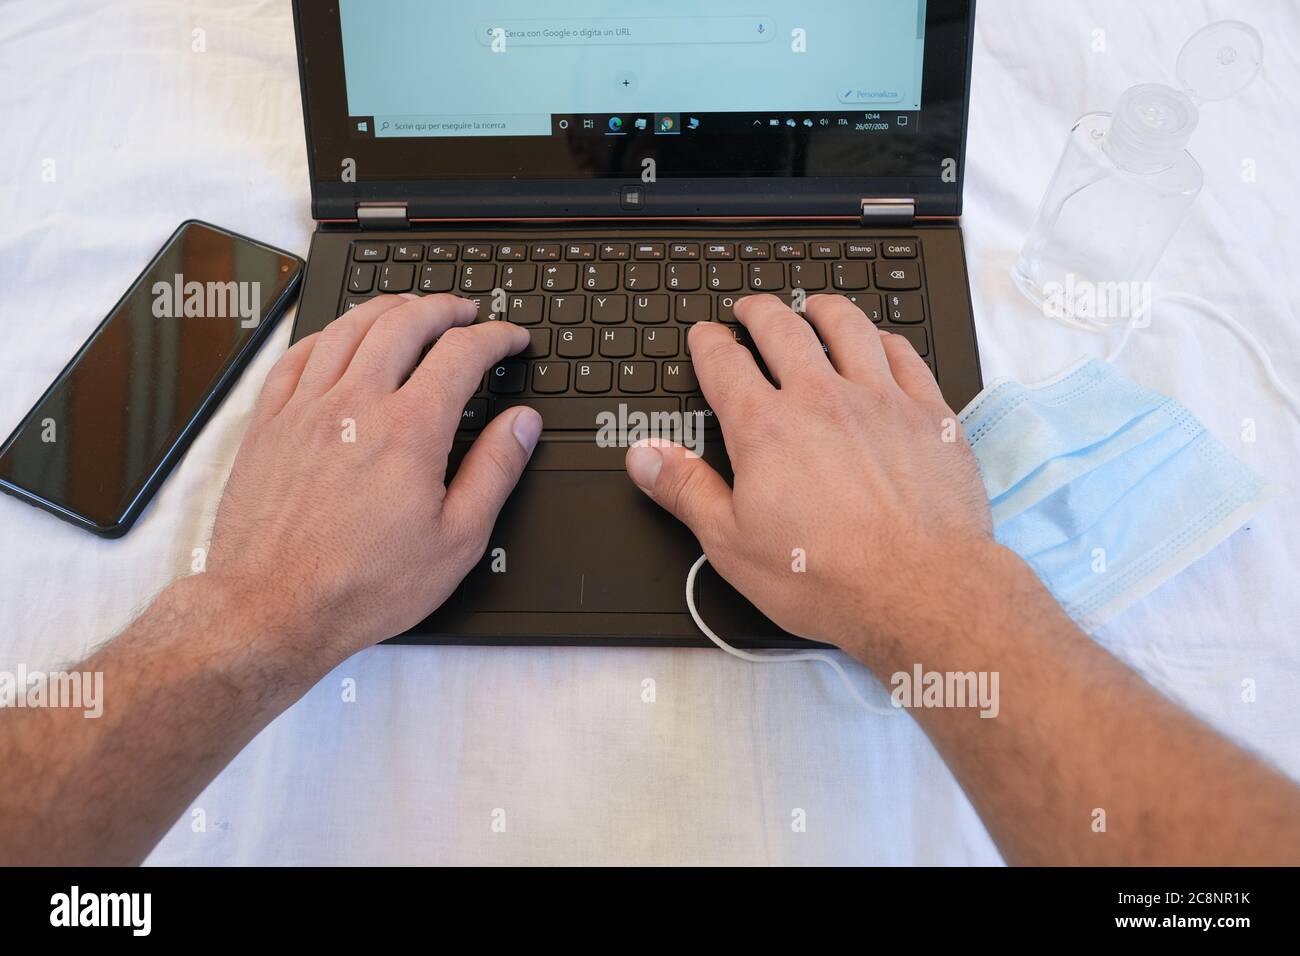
[{"left": 1176, "top": 20, "right": 1263, "bottom": 102}]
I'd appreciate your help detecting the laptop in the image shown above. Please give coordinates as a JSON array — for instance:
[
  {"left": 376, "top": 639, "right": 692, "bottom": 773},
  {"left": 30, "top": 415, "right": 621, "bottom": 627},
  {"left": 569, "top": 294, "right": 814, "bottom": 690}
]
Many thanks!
[{"left": 289, "top": 0, "right": 981, "bottom": 647}]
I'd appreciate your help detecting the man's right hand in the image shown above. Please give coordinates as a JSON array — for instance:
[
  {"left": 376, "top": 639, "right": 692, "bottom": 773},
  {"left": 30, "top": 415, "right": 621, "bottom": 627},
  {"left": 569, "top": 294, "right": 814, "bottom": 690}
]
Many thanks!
[{"left": 624, "top": 294, "right": 998, "bottom": 660}]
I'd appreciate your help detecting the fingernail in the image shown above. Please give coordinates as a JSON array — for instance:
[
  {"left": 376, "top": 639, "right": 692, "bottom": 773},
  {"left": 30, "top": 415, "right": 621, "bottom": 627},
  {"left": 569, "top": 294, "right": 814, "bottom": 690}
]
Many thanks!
[
  {"left": 626, "top": 442, "right": 663, "bottom": 492},
  {"left": 399, "top": 293, "right": 420, "bottom": 300},
  {"left": 511, "top": 407, "right": 543, "bottom": 453}
]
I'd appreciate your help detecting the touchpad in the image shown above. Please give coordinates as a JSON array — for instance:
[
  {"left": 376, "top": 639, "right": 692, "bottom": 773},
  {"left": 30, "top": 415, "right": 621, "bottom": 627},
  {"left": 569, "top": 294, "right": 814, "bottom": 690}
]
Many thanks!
[{"left": 463, "top": 470, "right": 700, "bottom": 614}]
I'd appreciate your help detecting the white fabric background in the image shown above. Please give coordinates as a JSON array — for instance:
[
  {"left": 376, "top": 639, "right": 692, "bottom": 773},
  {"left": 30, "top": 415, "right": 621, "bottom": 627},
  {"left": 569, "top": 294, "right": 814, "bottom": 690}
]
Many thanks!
[{"left": 1, "top": 0, "right": 1297, "bottom": 865}]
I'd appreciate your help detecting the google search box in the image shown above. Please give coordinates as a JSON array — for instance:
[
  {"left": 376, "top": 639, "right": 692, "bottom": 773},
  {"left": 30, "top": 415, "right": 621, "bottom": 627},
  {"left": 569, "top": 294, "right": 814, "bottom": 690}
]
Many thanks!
[
  {"left": 375, "top": 113, "right": 552, "bottom": 138},
  {"left": 476, "top": 17, "right": 778, "bottom": 47}
]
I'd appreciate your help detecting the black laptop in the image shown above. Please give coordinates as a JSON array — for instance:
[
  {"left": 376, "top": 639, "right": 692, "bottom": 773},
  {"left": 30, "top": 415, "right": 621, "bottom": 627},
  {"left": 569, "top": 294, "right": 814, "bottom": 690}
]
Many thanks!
[{"left": 289, "top": 0, "right": 982, "bottom": 647}]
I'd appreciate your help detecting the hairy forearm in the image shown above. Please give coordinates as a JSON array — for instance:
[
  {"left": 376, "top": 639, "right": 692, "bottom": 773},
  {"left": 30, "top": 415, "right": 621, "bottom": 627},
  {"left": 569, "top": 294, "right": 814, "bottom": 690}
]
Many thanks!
[
  {"left": 854, "top": 543, "right": 1300, "bottom": 866},
  {"left": 0, "top": 574, "right": 335, "bottom": 865}
]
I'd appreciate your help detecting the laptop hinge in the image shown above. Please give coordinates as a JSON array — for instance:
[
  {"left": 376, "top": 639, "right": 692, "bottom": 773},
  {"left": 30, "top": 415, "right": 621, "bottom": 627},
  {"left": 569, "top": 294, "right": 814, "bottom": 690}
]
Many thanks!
[
  {"left": 860, "top": 198, "right": 916, "bottom": 227},
  {"left": 356, "top": 201, "right": 410, "bottom": 229}
]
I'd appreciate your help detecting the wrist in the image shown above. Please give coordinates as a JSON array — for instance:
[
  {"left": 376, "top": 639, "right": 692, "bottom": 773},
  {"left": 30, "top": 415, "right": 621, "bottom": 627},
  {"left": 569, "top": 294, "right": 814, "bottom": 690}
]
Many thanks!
[
  {"left": 153, "top": 573, "right": 344, "bottom": 705},
  {"left": 836, "top": 538, "right": 1052, "bottom": 675}
]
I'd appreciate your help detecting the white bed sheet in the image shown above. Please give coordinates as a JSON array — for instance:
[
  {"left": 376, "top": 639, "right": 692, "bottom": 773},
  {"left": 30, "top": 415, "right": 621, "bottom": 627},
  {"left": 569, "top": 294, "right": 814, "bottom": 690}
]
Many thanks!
[{"left": 1, "top": 0, "right": 1297, "bottom": 865}]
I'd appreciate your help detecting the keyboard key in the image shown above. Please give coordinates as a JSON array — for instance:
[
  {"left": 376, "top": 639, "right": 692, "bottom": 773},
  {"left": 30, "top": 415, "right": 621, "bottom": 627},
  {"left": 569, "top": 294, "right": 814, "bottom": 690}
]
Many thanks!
[
  {"left": 574, "top": 361, "right": 612, "bottom": 394},
  {"left": 748, "top": 263, "right": 784, "bottom": 291},
  {"left": 500, "top": 264, "right": 536, "bottom": 291},
  {"left": 674, "top": 294, "right": 711, "bottom": 324},
  {"left": 833, "top": 262, "right": 871, "bottom": 290},
  {"left": 353, "top": 243, "right": 387, "bottom": 262},
  {"left": 599, "top": 327, "right": 636, "bottom": 357},
  {"left": 392, "top": 243, "right": 423, "bottom": 262},
  {"left": 549, "top": 295, "right": 585, "bottom": 325},
  {"left": 619, "top": 361, "right": 656, "bottom": 393},
  {"left": 739, "top": 242, "right": 770, "bottom": 260},
  {"left": 665, "top": 263, "right": 701, "bottom": 291},
  {"left": 462, "top": 244, "right": 493, "bottom": 261},
  {"left": 670, "top": 242, "right": 700, "bottom": 260},
  {"left": 589, "top": 295, "right": 625, "bottom": 325},
  {"left": 774, "top": 242, "right": 805, "bottom": 260},
  {"left": 531, "top": 243, "right": 561, "bottom": 261},
  {"left": 634, "top": 242, "right": 665, "bottom": 260},
  {"left": 348, "top": 264, "right": 375, "bottom": 293},
  {"left": 707, "top": 262, "right": 743, "bottom": 291},
  {"left": 426, "top": 243, "right": 457, "bottom": 261},
  {"left": 642, "top": 327, "right": 679, "bottom": 357},
  {"left": 378, "top": 263, "right": 414, "bottom": 293},
  {"left": 465, "top": 295, "right": 504, "bottom": 322},
  {"left": 531, "top": 362, "right": 569, "bottom": 394},
  {"left": 494, "top": 397, "right": 678, "bottom": 431},
  {"left": 663, "top": 361, "right": 698, "bottom": 393},
  {"left": 582, "top": 263, "right": 619, "bottom": 292},
  {"left": 508, "top": 295, "right": 544, "bottom": 325},
  {"left": 789, "top": 261, "right": 827, "bottom": 290},
  {"left": 340, "top": 296, "right": 373, "bottom": 315},
  {"left": 849, "top": 292, "right": 884, "bottom": 323},
  {"left": 810, "top": 241, "right": 840, "bottom": 259},
  {"left": 884, "top": 326, "right": 929, "bottom": 356},
  {"left": 875, "top": 261, "right": 922, "bottom": 291},
  {"left": 886, "top": 293, "right": 925, "bottom": 324},
  {"left": 557, "top": 327, "right": 594, "bottom": 358},
  {"left": 524, "top": 328, "right": 550, "bottom": 358},
  {"left": 845, "top": 241, "right": 876, "bottom": 259},
  {"left": 686, "top": 396, "right": 718, "bottom": 429},
  {"left": 541, "top": 263, "right": 577, "bottom": 291},
  {"left": 488, "top": 362, "right": 526, "bottom": 394},
  {"left": 705, "top": 242, "right": 736, "bottom": 260},
  {"left": 459, "top": 399, "right": 488, "bottom": 431},
  {"left": 633, "top": 295, "right": 669, "bottom": 324},
  {"left": 496, "top": 243, "right": 526, "bottom": 261},
  {"left": 624, "top": 263, "right": 659, "bottom": 291},
  {"left": 566, "top": 243, "right": 596, "bottom": 260},
  {"left": 599, "top": 242, "right": 630, "bottom": 260},
  {"left": 717, "top": 294, "right": 740, "bottom": 323},
  {"left": 882, "top": 240, "right": 918, "bottom": 258},
  {"left": 418, "top": 263, "right": 456, "bottom": 293},
  {"left": 460, "top": 263, "right": 495, "bottom": 292}
]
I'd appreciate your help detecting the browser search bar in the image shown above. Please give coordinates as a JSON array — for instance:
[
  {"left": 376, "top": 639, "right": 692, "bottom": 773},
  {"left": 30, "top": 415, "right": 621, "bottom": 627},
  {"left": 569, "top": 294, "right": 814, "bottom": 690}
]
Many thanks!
[{"left": 476, "top": 17, "right": 777, "bottom": 47}]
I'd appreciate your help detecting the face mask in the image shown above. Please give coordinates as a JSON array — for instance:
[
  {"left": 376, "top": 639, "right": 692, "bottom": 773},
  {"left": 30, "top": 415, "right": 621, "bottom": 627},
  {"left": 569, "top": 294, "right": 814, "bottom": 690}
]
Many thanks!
[{"left": 961, "top": 359, "right": 1271, "bottom": 633}]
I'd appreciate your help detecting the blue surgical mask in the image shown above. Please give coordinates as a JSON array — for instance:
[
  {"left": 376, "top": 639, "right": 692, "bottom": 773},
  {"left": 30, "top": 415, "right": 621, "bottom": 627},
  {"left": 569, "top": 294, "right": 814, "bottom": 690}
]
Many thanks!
[{"left": 961, "top": 359, "right": 1272, "bottom": 632}]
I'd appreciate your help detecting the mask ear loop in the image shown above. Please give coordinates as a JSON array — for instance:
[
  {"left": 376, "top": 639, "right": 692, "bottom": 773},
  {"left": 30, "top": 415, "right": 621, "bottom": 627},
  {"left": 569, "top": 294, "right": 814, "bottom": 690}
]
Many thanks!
[
  {"left": 1045, "top": 292, "right": 1300, "bottom": 422},
  {"left": 685, "top": 554, "right": 901, "bottom": 716}
]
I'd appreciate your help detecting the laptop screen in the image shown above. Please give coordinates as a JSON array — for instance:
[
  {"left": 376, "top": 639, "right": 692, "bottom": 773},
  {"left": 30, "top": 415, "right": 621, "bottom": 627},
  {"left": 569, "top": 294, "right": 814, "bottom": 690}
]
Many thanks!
[
  {"left": 296, "top": 0, "right": 973, "bottom": 211},
  {"left": 340, "top": 1, "right": 926, "bottom": 142}
]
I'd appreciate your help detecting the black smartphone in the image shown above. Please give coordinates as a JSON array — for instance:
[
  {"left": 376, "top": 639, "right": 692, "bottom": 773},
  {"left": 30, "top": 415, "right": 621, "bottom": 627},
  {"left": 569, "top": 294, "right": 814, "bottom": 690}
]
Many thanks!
[{"left": 0, "top": 220, "right": 304, "bottom": 537}]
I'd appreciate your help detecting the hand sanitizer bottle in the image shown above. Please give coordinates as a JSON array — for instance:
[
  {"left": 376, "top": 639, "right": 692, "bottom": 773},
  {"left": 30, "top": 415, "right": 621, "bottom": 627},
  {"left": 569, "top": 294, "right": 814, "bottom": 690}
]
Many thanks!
[{"left": 1013, "top": 21, "right": 1262, "bottom": 325}]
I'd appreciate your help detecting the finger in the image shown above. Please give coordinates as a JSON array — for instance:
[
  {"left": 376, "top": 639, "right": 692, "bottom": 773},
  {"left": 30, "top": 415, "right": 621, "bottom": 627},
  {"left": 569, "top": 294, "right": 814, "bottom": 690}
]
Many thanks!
[
  {"left": 440, "top": 405, "right": 543, "bottom": 551},
  {"left": 291, "top": 294, "right": 415, "bottom": 401},
  {"left": 687, "top": 321, "right": 773, "bottom": 428},
  {"left": 344, "top": 293, "right": 479, "bottom": 393},
  {"left": 879, "top": 330, "right": 947, "bottom": 406},
  {"left": 801, "top": 294, "right": 892, "bottom": 384},
  {"left": 625, "top": 439, "right": 735, "bottom": 552},
  {"left": 399, "top": 319, "right": 529, "bottom": 446},
  {"left": 734, "top": 293, "right": 833, "bottom": 386},
  {"left": 251, "top": 333, "right": 317, "bottom": 427}
]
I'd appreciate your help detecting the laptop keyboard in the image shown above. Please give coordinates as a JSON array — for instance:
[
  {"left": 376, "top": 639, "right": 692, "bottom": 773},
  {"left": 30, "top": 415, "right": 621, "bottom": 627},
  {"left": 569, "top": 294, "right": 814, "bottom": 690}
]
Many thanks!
[{"left": 339, "top": 237, "right": 935, "bottom": 433}]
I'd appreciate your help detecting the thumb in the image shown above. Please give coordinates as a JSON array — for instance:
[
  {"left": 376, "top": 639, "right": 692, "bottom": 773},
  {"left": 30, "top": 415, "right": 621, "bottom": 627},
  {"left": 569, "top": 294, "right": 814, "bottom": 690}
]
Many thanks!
[
  {"left": 441, "top": 405, "right": 543, "bottom": 544},
  {"left": 625, "top": 439, "right": 734, "bottom": 549}
]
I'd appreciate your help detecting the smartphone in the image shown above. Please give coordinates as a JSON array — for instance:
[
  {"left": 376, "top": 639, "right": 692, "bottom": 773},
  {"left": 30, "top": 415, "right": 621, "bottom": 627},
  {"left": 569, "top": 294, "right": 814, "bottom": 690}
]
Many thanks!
[{"left": 0, "top": 220, "right": 304, "bottom": 537}]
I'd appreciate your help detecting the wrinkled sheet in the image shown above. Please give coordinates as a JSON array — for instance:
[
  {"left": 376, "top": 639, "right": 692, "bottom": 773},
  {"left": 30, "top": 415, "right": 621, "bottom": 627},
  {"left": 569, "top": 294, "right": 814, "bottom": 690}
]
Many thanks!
[{"left": 1, "top": 0, "right": 1297, "bottom": 865}]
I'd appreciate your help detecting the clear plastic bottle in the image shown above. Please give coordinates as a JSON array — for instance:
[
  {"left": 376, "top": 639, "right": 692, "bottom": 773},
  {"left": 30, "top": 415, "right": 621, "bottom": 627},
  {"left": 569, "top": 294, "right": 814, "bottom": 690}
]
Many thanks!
[{"left": 1013, "top": 21, "right": 1262, "bottom": 323}]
